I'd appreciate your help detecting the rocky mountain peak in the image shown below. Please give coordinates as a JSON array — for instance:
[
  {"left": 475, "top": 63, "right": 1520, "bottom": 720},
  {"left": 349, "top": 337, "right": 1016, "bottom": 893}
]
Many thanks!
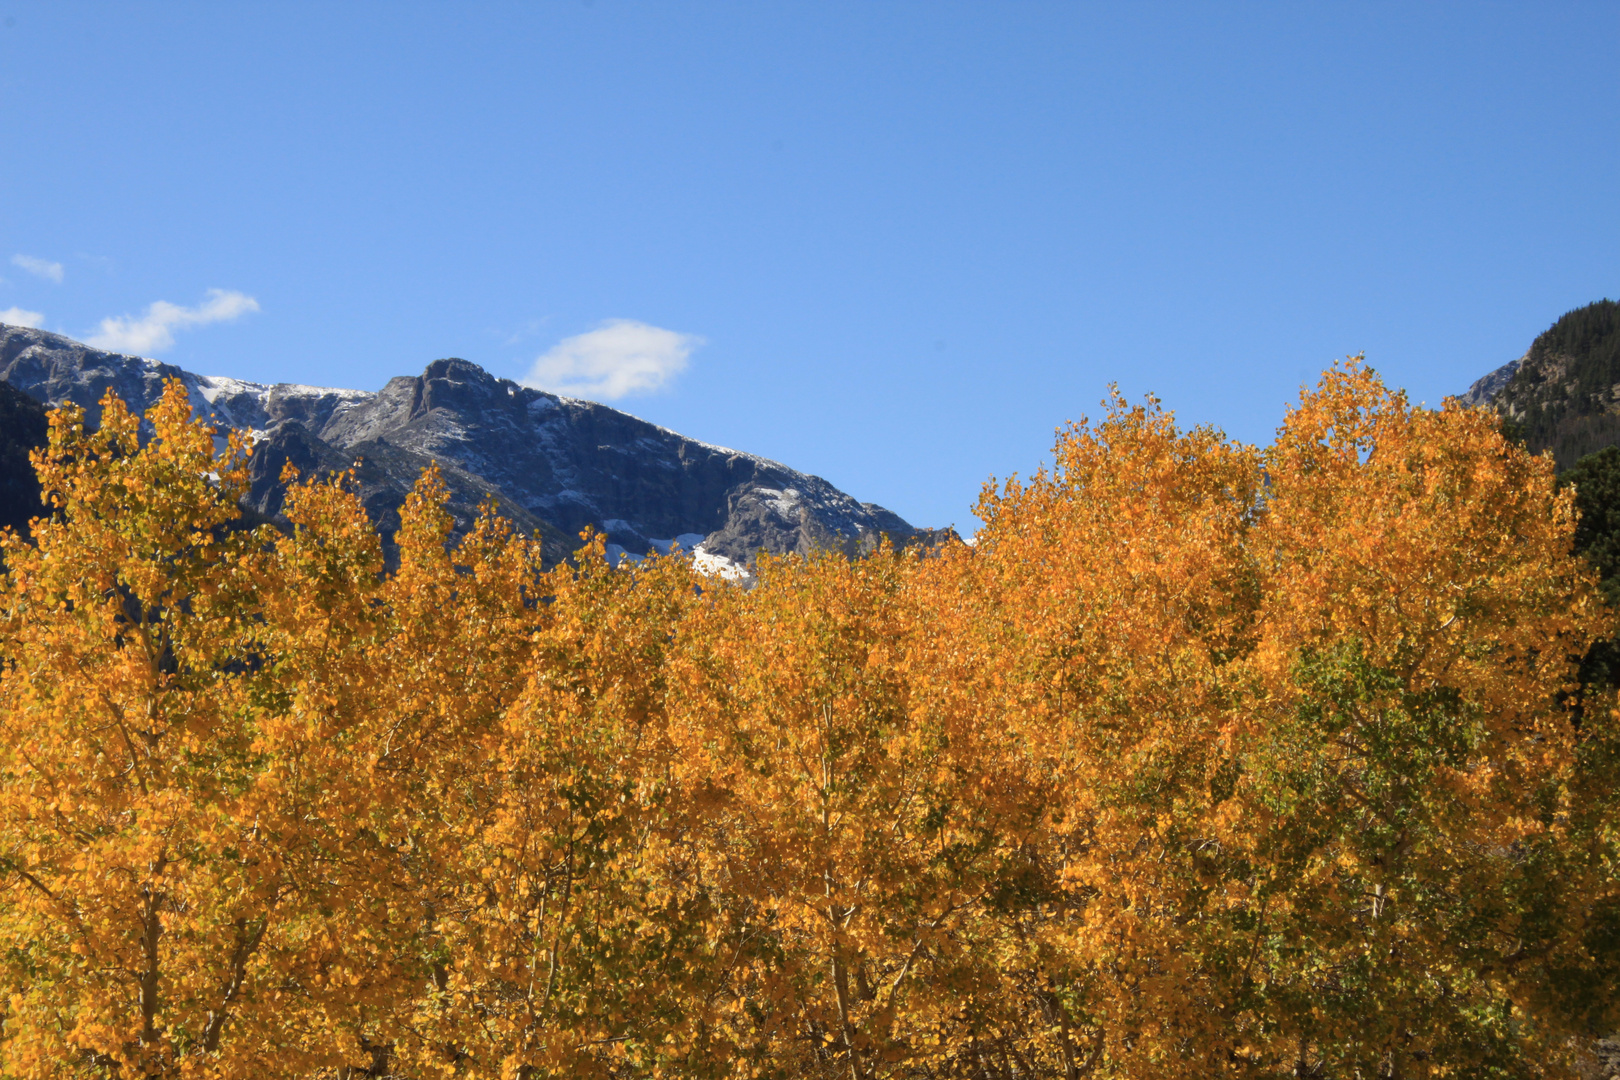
[{"left": 0, "top": 322, "right": 931, "bottom": 573}]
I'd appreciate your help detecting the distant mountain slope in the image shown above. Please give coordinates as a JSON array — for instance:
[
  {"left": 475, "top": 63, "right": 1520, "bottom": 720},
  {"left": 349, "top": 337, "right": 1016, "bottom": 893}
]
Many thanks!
[
  {"left": 0, "top": 382, "right": 47, "bottom": 539},
  {"left": 1463, "top": 300, "right": 1620, "bottom": 469},
  {"left": 0, "top": 324, "right": 928, "bottom": 569}
]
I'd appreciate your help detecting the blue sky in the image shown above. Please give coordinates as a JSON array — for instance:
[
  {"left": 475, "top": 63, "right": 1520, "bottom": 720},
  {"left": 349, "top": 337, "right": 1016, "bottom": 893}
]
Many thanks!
[{"left": 2, "top": 3, "right": 1617, "bottom": 532}]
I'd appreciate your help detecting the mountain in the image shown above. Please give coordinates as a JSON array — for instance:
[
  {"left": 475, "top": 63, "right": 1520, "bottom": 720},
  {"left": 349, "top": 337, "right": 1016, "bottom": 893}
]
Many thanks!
[
  {"left": 1458, "top": 355, "right": 1522, "bottom": 410},
  {"left": 1462, "top": 300, "right": 1620, "bottom": 469},
  {"left": 0, "top": 324, "right": 932, "bottom": 571},
  {"left": 0, "top": 382, "right": 47, "bottom": 539}
]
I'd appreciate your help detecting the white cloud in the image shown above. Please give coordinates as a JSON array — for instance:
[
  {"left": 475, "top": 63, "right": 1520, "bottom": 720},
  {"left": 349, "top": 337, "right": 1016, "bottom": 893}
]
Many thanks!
[
  {"left": 522, "top": 319, "right": 701, "bottom": 400},
  {"left": 11, "top": 254, "right": 63, "bottom": 283},
  {"left": 0, "top": 307, "right": 45, "bottom": 329},
  {"left": 87, "top": 289, "right": 260, "bottom": 355}
]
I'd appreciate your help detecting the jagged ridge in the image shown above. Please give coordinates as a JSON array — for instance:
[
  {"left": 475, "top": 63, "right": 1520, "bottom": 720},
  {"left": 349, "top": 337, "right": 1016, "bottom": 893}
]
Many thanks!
[{"left": 0, "top": 324, "right": 930, "bottom": 570}]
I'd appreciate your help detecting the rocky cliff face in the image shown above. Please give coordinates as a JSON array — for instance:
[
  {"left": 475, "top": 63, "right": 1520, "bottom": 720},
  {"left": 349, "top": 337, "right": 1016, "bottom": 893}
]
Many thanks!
[
  {"left": 1459, "top": 354, "right": 1524, "bottom": 409},
  {"left": 0, "top": 324, "right": 927, "bottom": 570}
]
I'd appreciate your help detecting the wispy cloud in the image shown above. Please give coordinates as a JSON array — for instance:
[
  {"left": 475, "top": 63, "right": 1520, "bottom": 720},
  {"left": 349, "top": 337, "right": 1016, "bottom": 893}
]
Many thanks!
[
  {"left": 87, "top": 289, "right": 260, "bottom": 355},
  {"left": 0, "top": 307, "right": 45, "bottom": 329},
  {"left": 12, "top": 254, "right": 63, "bottom": 283},
  {"left": 522, "top": 319, "right": 701, "bottom": 400},
  {"left": 494, "top": 316, "right": 553, "bottom": 348}
]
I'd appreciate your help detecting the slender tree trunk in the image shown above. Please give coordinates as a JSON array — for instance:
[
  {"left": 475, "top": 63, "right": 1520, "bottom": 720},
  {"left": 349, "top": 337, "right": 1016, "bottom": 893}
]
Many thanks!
[
  {"left": 831, "top": 951, "right": 864, "bottom": 1080},
  {"left": 138, "top": 883, "right": 163, "bottom": 1054}
]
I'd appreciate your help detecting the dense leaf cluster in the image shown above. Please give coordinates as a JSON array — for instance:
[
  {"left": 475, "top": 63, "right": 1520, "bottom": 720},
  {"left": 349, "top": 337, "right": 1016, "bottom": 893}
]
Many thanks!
[{"left": 0, "top": 365, "right": 1617, "bottom": 1079}]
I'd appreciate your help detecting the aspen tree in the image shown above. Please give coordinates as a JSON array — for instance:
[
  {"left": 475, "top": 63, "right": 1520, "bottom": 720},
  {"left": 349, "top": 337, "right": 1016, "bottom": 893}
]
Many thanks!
[
  {"left": 411, "top": 536, "right": 714, "bottom": 1079},
  {"left": 2, "top": 366, "right": 1615, "bottom": 1079},
  {"left": 0, "top": 384, "right": 297, "bottom": 1077}
]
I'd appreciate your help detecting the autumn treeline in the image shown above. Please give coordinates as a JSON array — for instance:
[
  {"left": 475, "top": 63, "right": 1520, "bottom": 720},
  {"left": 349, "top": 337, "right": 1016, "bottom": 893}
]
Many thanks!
[{"left": 1, "top": 363, "right": 1618, "bottom": 1079}]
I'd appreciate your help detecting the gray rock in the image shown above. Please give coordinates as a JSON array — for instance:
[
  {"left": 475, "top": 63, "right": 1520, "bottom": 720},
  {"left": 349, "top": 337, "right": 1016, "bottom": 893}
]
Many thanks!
[
  {"left": 242, "top": 419, "right": 575, "bottom": 566},
  {"left": 1459, "top": 353, "right": 1525, "bottom": 408},
  {"left": 1581, "top": 1035, "right": 1620, "bottom": 1080},
  {"left": 0, "top": 323, "right": 926, "bottom": 568},
  {"left": 0, "top": 324, "right": 191, "bottom": 428}
]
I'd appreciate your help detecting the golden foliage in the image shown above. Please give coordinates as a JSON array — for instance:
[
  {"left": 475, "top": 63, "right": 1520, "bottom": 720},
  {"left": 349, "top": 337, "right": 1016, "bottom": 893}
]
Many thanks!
[{"left": 0, "top": 365, "right": 1614, "bottom": 1078}]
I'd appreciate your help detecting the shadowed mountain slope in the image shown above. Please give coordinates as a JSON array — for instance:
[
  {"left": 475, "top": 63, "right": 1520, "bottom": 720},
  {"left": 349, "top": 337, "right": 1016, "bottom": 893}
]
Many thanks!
[{"left": 0, "top": 382, "right": 47, "bottom": 539}]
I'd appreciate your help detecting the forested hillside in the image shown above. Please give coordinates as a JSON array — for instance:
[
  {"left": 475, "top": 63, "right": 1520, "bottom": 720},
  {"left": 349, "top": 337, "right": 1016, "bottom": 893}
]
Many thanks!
[
  {"left": 1486, "top": 299, "right": 1620, "bottom": 468},
  {"left": 1, "top": 362, "right": 1616, "bottom": 1079}
]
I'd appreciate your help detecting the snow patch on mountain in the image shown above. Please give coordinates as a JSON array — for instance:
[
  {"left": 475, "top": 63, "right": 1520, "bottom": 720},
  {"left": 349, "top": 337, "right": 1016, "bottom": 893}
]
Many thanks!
[{"left": 692, "top": 544, "right": 753, "bottom": 583}]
